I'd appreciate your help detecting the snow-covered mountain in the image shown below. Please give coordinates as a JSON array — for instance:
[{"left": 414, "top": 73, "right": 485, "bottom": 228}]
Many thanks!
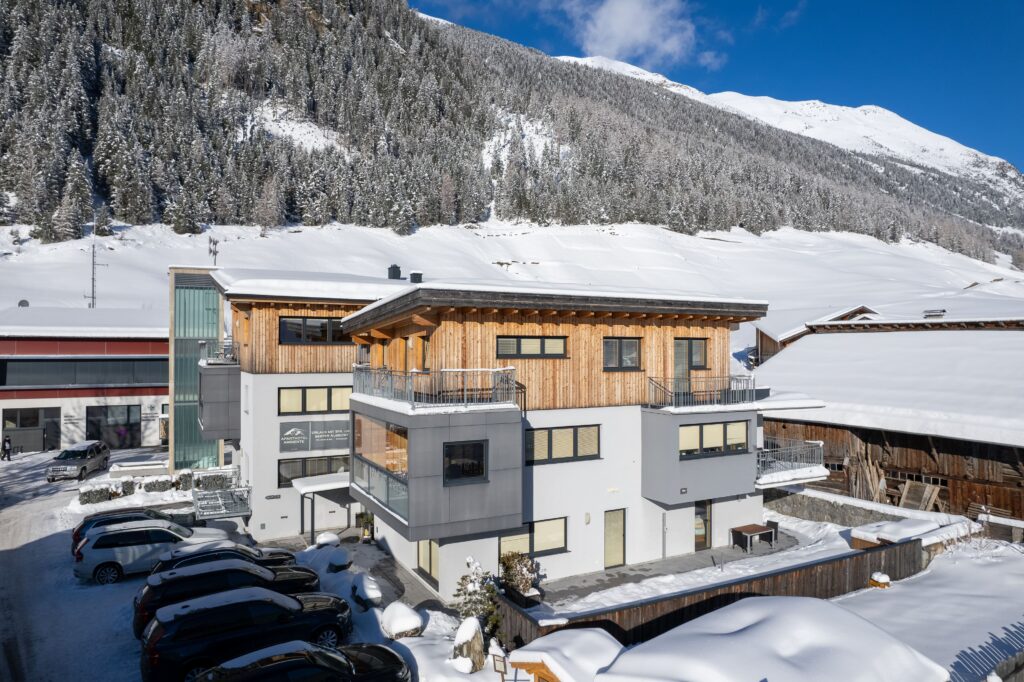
[{"left": 557, "top": 56, "right": 1024, "bottom": 205}]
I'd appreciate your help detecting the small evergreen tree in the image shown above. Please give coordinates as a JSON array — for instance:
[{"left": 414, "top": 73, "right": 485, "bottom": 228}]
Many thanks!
[
  {"left": 93, "top": 204, "right": 113, "bottom": 236},
  {"left": 451, "top": 557, "right": 500, "bottom": 635}
]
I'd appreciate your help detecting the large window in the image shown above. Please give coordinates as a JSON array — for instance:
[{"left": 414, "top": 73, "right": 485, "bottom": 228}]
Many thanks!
[
  {"left": 443, "top": 441, "right": 488, "bottom": 485},
  {"left": 277, "top": 455, "right": 350, "bottom": 488},
  {"left": 278, "top": 386, "right": 352, "bottom": 415},
  {"left": 499, "top": 517, "right": 568, "bottom": 558},
  {"left": 526, "top": 425, "right": 600, "bottom": 464},
  {"left": 602, "top": 338, "right": 640, "bottom": 371},
  {"left": 496, "top": 336, "right": 567, "bottom": 359},
  {"left": 353, "top": 414, "right": 408, "bottom": 476},
  {"left": 679, "top": 421, "right": 748, "bottom": 458},
  {"left": 0, "top": 358, "right": 168, "bottom": 388},
  {"left": 417, "top": 540, "right": 440, "bottom": 586},
  {"left": 279, "top": 317, "right": 353, "bottom": 346},
  {"left": 678, "top": 338, "right": 708, "bottom": 370}
]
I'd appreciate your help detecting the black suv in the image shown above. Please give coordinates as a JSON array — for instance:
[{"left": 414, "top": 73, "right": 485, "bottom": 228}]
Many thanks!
[
  {"left": 72, "top": 507, "right": 202, "bottom": 556},
  {"left": 140, "top": 587, "right": 352, "bottom": 682},
  {"left": 133, "top": 560, "right": 320, "bottom": 638},
  {"left": 201, "top": 641, "right": 410, "bottom": 681},
  {"left": 151, "top": 542, "right": 295, "bottom": 574}
]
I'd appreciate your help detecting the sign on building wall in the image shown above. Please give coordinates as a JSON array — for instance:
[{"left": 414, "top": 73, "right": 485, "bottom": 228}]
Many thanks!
[{"left": 279, "top": 420, "right": 350, "bottom": 453}]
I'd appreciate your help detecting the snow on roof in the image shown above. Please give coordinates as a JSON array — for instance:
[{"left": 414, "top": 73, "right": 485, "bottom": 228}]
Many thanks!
[
  {"left": 147, "top": 559, "right": 272, "bottom": 587},
  {"left": 0, "top": 306, "right": 167, "bottom": 338},
  {"left": 755, "top": 329, "right": 1024, "bottom": 447},
  {"left": 155, "top": 587, "right": 299, "bottom": 623},
  {"left": 86, "top": 519, "right": 178, "bottom": 537},
  {"left": 291, "top": 472, "right": 350, "bottom": 495},
  {"left": 216, "top": 640, "right": 324, "bottom": 670},
  {"left": 594, "top": 596, "right": 949, "bottom": 682},
  {"left": 752, "top": 303, "right": 876, "bottom": 343},
  {"left": 210, "top": 267, "right": 407, "bottom": 302},
  {"left": 160, "top": 540, "right": 243, "bottom": 559},
  {"left": 509, "top": 628, "right": 623, "bottom": 682}
]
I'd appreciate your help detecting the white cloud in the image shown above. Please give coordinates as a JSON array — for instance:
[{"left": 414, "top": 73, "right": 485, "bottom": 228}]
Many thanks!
[
  {"left": 567, "top": 0, "right": 698, "bottom": 69},
  {"left": 697, "top": 50, "right": 728, "bottom": 71}
]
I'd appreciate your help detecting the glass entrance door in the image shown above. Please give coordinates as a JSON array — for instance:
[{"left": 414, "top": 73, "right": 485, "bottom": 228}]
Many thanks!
[
  {"left": 604, "top": 509, "right": 625, "bottom": 569},
  {"left": 694, "top": 500, "right": 711, "bottom": 551},
  {"left": 417, "top": 539, "right": 439, "bottom": 586}
]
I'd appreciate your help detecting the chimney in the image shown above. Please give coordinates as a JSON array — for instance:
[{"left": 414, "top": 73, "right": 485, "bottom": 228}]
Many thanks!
[
  {"left": 387, "top": 264, "right": 402, "bottom": 280},
  {"left": 410, "top": 271, "right": 423, "bottom": 284}
]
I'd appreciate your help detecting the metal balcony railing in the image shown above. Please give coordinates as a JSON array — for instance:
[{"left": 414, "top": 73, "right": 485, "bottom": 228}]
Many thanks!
[
  {"left": 755, "top": 436, "right": 825, "bottom": 487},
  {"left": 199, "top": 338, "right": 238, "bottom": 364},
  {"left": 353, "top": 366, "right": 519, "bottom": 408},
  {"left": 648, "top": 375, "right": 757, "bottom": 408}
]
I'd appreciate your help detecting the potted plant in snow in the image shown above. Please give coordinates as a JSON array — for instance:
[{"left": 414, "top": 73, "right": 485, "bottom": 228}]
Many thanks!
[{"left": 499, "top": 551, "right": 540, "bottom": 608}]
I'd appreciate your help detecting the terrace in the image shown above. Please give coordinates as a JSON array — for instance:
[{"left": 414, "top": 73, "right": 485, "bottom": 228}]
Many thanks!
[
  {"left": 755, "top": 436, "right": 827, "bottom": 489},
  {"left": 352, "top": 365, "right": 523, "bottom": 410}
]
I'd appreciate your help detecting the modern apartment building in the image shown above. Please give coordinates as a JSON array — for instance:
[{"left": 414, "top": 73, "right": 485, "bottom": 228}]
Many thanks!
[
  {"left": 195, "top": 268, "right": 826, "bottom": 600},
  {"left": 0, "top": 306, "right": 169, "bottom": 453}
]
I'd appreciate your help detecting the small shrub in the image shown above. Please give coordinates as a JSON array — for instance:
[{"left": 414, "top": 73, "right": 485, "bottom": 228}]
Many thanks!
[
  {"left": 177, "top": 470, "right": 193, "bottom": 491},
  {"left": 499, "top": 552, "right": 537, "bottom": 594},
  {"left": 195, "top": 472, "right": 229, "bottom": 491},
  {"left": 452, "top": 557, "right": 500, "bottom": 635},
  {"left": 143, "top": 476, "right": 173, "bottom": 492},
  {"left": 120, "top": 477, "right": 136, "bottom": 496},
  {"left": 78, "top": 485, "right": 111, "bottom": 505}
]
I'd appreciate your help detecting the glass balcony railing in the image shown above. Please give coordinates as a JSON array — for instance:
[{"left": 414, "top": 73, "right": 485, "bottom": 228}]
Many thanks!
[{"left": 352, "top": 455, "right": 409, "bottom": 520}]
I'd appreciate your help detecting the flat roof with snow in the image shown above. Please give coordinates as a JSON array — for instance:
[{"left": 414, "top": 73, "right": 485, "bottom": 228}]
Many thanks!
[
  {"left": 291, "top": 472, "right": 350, "bottom": 495},
  {"left": 209, "top": 267, "right": 409, "bottom": 302},
  {"left": 0, "top": 307, "right": 167, "bottom": 339},
  {"left": 755, "top": 329, "right": 1024, "bottom": 447},
  {"left": 509, "top": 628, "right": 623, "bottom": 682}
]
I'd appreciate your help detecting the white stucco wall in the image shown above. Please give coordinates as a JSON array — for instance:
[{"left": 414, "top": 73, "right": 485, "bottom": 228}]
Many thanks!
[{"left": 0, "top": 393, "right": 166, "bottom": 449}]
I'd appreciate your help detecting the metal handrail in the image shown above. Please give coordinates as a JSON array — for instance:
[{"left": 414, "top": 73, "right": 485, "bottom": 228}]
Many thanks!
[
  {"left": 353, "top": 366, "right": 519, "bottom": 408},
  {"left": 200, "top": 338, "right": 238, "bottom": 363},
  {"left": 757, "top": 438, "right": 824, "bottom": 478},
  {"left": 648, "top": 375, "right": 757, "bottom": 408}
]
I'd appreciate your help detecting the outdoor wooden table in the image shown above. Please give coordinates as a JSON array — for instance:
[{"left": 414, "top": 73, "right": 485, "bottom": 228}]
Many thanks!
[{"left": 731, "top": 523, "right": 776, "bottom": 553}]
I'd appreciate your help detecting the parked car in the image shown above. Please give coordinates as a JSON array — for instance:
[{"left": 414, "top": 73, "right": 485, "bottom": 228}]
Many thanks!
[
  {"left": 200, "top": 640, "right": 410, "bottom": 681},
  {"left": 72, "top": 507, "right": 203, "bottom": 556},
  {"left": 151, "top": 541, "right": 295, "bottom": 574},
  {"left": 140, "top": 587, "right": 353, "bottom": 682},
  {"left": 46, "top": 441, "right": 110, "bottom": 482},
  {"left": 74, "top": 520, "right": 231, "bottom": 584},
  {"left": 133, "top": 559, "right": 320, "bottom": 638}
]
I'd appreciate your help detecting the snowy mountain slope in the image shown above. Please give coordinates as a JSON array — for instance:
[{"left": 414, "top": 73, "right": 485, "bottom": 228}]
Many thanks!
[
  {"left": 0, "top": 222, "right": 1018, "bottom": 325},
  {"left": 557, "top": 56, "right": 1024, "bottom": 204}
]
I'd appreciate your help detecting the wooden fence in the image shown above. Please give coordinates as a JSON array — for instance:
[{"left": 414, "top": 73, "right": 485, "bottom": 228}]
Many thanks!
[{"left": 497, "top": 538, "right": 924, "bottom": 649}]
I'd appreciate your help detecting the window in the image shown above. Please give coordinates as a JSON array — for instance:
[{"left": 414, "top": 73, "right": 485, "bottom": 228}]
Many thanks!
[
  {"left": 679, "top": 421, "right": 748, "bottom": 458},
  {"left": 0, "top": 358, "right": 168, "bottom": 388},
  {"left": 353, "top": 414, "right": 408, "bottom": 476},
  {"left": 278, "top": 317, "right": 353, "bottom": 345},
  {"left": 277, "top": 455, "right": 350, "bottom": 488},
  {"left": 496, "top": 336, "right": 568, "bottom": 358},
  {"left": 526, "top": 425, "right": 600, "bottom": 464},
  {"left": 443, "top": 441, "right": 488, "bottom": 485},
  {"left": 689, "top": 339, "right": 708, "bottom": 369},
  {"left": 417, "top": 540, "right": 440, "bottom": 585},
  {"left": 277, "top": 386, "right": 352, "bottom": 415},
  {"left": 603, "top": 338, "right": 640, "bottom": 371},
  {"left": 500, "top": 518, "right": 567, "bottom": 558}
]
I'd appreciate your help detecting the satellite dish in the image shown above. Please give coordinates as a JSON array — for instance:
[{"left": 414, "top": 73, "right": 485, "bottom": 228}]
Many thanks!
[{"left": 17, "top": 299, "right": 29, "bottom": 307}]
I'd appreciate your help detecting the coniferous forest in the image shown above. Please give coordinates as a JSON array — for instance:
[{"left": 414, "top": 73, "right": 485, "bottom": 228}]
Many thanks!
[{"left": 1, "top": 0, "right": 1022, "bottom": 264}]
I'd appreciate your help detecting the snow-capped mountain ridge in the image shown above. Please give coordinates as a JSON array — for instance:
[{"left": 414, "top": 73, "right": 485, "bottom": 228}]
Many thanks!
[{"left": 557, "top": 56, "right": 1024, "bottom": 204}]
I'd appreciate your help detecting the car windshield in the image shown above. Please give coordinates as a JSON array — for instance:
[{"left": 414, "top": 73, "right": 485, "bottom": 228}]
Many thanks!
[
  {"left": 168, "top": 522, "right": 192, "bottom": 538},
  {"left": 54, "top": 449, "right": 89, "bottom": 460}
]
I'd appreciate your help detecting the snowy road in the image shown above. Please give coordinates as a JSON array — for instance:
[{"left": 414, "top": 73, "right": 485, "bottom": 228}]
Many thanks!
[{"left": 0, "top": 447, "right": 167, "bottom": 682}]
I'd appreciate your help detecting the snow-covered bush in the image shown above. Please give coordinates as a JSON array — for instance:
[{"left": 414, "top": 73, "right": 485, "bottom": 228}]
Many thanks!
[
  {"left": 142, "top": 475, "right": 173, "bottom": 492},
  {"left": 499, "top": 551, "right": 537, "bottom": 594},
  {"left": 176, "top": 469, "right": 193, "bottom": 491},
  {"left": 78, "top": 484, "right": 112, "bottom": 506},
  {"left": 351, "top": 574, "right": 382, "bottom": 611},
  {"left": 195, "top": 471, "right": 229, "bottom": 491},
  {"left": 326, "top": 547, "right": 351, "bottom": 572},
  {"left": 452, "top": 557, "right": 500, "bottom": 634},
  {"left": 381, "top": 602, "right": 424, "bottom": 639},
  {"left": 315, "top": 532, "right": 341, "bottom": 548},
  {"left": 120, "top": 477, "right": 136, "bottom": 496}
]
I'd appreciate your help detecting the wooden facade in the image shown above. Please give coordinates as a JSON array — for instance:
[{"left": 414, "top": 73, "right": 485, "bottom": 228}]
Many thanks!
[
  {"left": 765, "top": 419, "right": 1024, "bottom": 519},
  {"left": 230, "top": 300, "right": 364, "bottom": 374},
  {"left": 356, "top": 307, "right": 737, "bottom": 411}
]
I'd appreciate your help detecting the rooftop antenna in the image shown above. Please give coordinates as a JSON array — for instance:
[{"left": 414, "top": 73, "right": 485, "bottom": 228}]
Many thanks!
[
  {"left": 84, "top": 238, "right": 108, "bottom": 308},
  {"left": 208, "top": 236, "right": 220, "bottom": 266}
]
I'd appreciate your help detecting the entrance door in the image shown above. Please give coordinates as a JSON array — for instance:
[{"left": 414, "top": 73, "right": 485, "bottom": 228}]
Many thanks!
[
  {"left": 673, "top": 339, "right": 694, "bottom": 395},
  {"left": 417, "top": 539, "right": 439, "bottom": 586},
  {"left": 694, "top": 500, "right": 711, "bottom": 551},
  {"left": 86, "top": 405, "right": 142, "bottom": 449},
  {"left": 604, "top": 509, "right": 625, "bottom": 569}
]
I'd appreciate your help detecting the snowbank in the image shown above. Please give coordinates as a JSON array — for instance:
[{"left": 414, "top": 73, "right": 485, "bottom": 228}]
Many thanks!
[
  {"left": 851, "top": 519, "right": 941, "bottom": 544},
  {"left": 595, "top": 596, "right": 949, "bottom": 682},
  {"left": 509, "top": 628, "right": 623, "bottom": 682},
  {"left": 756, "top": 464, "right": 828, "bottom": 486}
]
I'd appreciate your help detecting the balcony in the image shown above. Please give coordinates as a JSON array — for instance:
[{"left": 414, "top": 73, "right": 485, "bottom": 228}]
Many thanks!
[
  {"left": 648, "top": 375, "right": 758, "bottom": 410},
  {"left": 353, "top": 365, "right": 522, "bottom": 410},
  {"left": 755, "top": 436, "right": 827, "bottom": 489},
  {"left": 199, "top": 339, "right": 238, "bottom": 365}
]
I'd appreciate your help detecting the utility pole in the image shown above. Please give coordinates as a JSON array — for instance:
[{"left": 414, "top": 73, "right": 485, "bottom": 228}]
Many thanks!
[
  {"left": 84, "top": 239, "right": 107, "bottom": 308},
  {"left": 208, "top": 236, "right": 220, "bottom": 266}
]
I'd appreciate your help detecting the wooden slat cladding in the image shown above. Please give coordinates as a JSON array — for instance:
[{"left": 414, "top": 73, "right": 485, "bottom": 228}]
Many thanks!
[
  {"left": 497, "top": 539, "right": 923, "bottom": 649},
  {"left": 367, "top": 309, "right": 732, "bottom": 411},
  {"left": 765, "top": 419, "right": 1024, "bottom": 519},
  {"left": 232, "top": 301, "right": 364, "bottom": 374}
]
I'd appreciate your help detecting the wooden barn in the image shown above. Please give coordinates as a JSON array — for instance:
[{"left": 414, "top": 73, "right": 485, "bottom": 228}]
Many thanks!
[
  {"left": 752, "top": 304, "right": 876, "bottom": 364},
  {"left": 756, "top": 324, "right": 1024, "bottom": 519}
]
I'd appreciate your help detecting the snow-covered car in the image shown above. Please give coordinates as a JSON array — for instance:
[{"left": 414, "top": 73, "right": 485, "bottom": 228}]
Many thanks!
[
  {"left": 140, "top": 588, "right": 352, "bottom": 682},
  {"left": 200, "top": 640, "right": 410, "bottom": 681},
  {"left": 150, "top": 541, "right": 295, "bottom": 574},
  {"left": 74, "top": 520, "right": 230, "bottom": 584},
  {"left": 45, "top": 440, "right": 110, "bottom": 482}
]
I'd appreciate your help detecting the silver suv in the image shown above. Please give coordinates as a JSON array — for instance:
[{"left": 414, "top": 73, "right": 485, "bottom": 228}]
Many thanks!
[
  {"left": 74, "top": 519, "right": 230, "bottom": 584},
  {"left": 46, "top": 440, "right": 110, "bottom": 482}
]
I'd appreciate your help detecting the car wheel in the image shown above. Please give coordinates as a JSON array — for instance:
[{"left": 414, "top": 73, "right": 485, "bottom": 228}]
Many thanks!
[
  {"left": 93, "top": 563, "right": 122, "bottom": 585},
  {"left": 182, "top": 663, "right": 212, "bottom": 682},
  {"left": 312, "top": 625, "right": 342, "bottom": 649},
  {"left": 102, "top": 458, "right": 109, "bottom": 470},
  {"left": 77, "top": 468, "right": 86, "bottom": 481}
]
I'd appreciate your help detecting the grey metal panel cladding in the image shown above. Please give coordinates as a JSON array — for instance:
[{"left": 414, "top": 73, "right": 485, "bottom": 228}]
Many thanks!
[{"left": 198, "top": 363, "right": 241, "bottom": 440}]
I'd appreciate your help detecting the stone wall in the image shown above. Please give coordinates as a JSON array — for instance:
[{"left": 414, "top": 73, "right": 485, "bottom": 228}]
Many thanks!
[{"left": 764, "top": 488, "right": 909, "bottom": 528}]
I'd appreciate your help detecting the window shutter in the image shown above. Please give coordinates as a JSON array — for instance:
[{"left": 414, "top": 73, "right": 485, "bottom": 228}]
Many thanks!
[{"left": 577, "top": 426, "right": 599, "bottom": 456}]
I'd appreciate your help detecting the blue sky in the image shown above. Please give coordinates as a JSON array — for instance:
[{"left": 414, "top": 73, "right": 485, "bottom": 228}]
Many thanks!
[{"left": 414, "top": 1, "right": 1024, "bottom": 169}]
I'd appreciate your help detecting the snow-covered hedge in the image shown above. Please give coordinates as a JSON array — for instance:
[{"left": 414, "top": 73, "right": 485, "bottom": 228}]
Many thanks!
[
  {"left": 177, "top": 469, "right": 193, "bottom": 491},
  {"left": 120, "top": 477, "right": 137, "bottom": 496},
  {"left": 194, "top": 471, "right": 230, "bottom": 491},
  {"left": 142, "top": 475, "right": 174, "bottom": 492}
]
